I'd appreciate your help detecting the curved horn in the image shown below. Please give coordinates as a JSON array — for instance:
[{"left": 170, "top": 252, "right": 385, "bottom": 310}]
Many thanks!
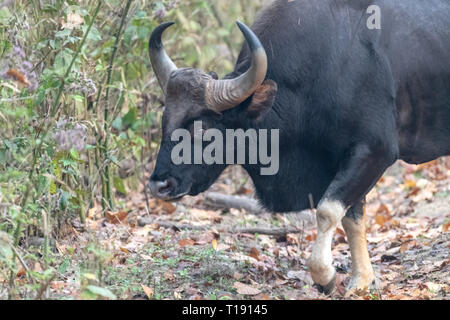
[
  {"left": 149, "top": 22, "right": 178, "bottom": 95},
  {"left": 206, "top": 21, "right": 267, "bottom": 112}
]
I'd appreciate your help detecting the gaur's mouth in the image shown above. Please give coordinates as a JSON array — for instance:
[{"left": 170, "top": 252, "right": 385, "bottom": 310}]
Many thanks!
[{"left": 158, "top": 191, "right": 189, "bottom": 202}]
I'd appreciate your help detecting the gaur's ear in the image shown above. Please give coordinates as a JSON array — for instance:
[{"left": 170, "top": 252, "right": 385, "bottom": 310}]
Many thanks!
[
  {"left": 208, "top": 71, "right": 219, "bottom": 80},
  {"left": 246, "top": 79, "right": 277, "bottom": 120}
]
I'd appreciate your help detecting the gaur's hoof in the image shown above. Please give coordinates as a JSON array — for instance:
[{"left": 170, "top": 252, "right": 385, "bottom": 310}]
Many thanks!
[
  {"left": 344, "top": 277, "right": 378, "bottom": 298},
  {"left": 314, "top": 272, "right": 337, "bottom": 295}
]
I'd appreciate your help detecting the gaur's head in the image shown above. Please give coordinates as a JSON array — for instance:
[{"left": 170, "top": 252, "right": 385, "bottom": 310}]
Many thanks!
[{"left": 148, "top": 21, "right": 277, "bottom": 200}]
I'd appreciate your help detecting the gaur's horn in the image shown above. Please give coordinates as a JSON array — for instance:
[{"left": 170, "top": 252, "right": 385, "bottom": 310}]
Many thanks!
[
  {"left": 149, "top": 22, "right": 178, "bottom": 95},
  {"left": 206, "top": 21, "right": 267, "bottom": 112}
]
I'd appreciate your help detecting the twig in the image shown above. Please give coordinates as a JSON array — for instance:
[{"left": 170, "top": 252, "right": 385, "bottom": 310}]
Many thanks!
[
  {"left": 204, "top": 192, "right": 262, "bottom": 214},
  {"left": 35, "top": 272, "right": 57, "bottom": 300},
  {"left": 138, "top": 173, "right": 151, "bottom": 216},
  {"left": 140, "top": 92, "right": 151, "bottom": 216},
  {"left": 9, "top": 245, "right": 35, "bottom": 285},
  {"left": 137, "top": 217, "right": 301, "bottom": 236},
  {"left": 232, "top": 227, "right": 302, "bottom": 236},
  {"left": 308, "top": 193, "right": 315, "bottom": 210}
]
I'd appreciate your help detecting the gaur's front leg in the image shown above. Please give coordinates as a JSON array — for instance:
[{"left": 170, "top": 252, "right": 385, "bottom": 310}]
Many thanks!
[
  {"left": 307, "top": 143, "right": 396, "bottom": 295},
  {"left": 342, "top": 201, "right": 375, "bottom": 296}
]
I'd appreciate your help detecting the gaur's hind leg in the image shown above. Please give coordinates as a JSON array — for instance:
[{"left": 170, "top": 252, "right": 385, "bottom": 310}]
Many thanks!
[
  {"left": 307, "top": 143, "right": 396, "bottom": 295},
  {"left": 342, "top": 201, "right": 375, "bottom": 296}
]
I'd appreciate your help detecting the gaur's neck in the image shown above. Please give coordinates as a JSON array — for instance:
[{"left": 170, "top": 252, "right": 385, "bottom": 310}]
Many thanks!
[{"left": 243, "top": 143, "right": 337, "bottom": 212}]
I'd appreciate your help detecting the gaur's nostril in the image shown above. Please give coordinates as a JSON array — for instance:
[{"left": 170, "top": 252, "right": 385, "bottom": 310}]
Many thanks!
[{"left": 148, "top": 178, "right": 176, "bottom": 198}]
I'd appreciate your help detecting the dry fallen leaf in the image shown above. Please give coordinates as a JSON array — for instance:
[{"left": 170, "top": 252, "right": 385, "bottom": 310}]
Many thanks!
[
  {"left": 105, "top": 211, "right": 129, "bottom": 224},
  {"left": 50, "top": 281, "right": 65, "bottom": 290},
  {"left": 236, "top": 186, "right": 253, "bottom": 195},
  {"left": 88, "top": 202, "right": 100, "bottom": 219},
  {"left": 139, "top": 254, "right": 152, "bottom": 261},
  {"left": 305, "top": 231, "right": 317, "bottom": 242},
  {"left": 402, "top": 179, "right": 417, "bottom": 189},
  {"left": 160, "top": 201, "right": 176, "bottom": 214},
  {"left": 249, "top": 247, "right": 260, "bottom": 260},
  {"left": 61, "top": 12, "right": 84, "bottom": 29},
  {"left": 16, "top": 268, "right": 26, "bottom": 278},
  {"left": 274, "top": 278, "right": 288, "bottom": 286},
  {"left": 233, "top": 282, "right": 261, "bottom": 295},
  {"left": 141, "top": 284, "right": 154, "bottom": 299},
  {"left": 443, "top": 223, "right": 450, "bottom": 233},
  {"left": 272, "top": 246, "right": 280, "bottom": 257},
  {"left": 178, "top": 239, "right": 195, "bottom": 247},
  {"left": 164, "top": 271, "right": 176, "bottom": 281},
  {"left": 147, "top": 199, "right": 176, "bottom": 214},
  {"left": 120, "top": 247, "right": 130, "bottom": 254},
  {"left": 211, "top": 239, "right": 218, "bottom": 251},
  {"left": 286, "top": 233, "right": 299, "bottom": 245},
  {"left": 375, "top": 203, "right": 391, "bottom": 226},
  {"left": 410, "top": 182, "right": 437, "bottom": 202},
  {"left": 194, "top": 232, "right": 215, "bottom": 245},
  {"left": 190, "top": 208, "right": 222, "bottom": 222},
  {"left": 377, "top": 175, "right": 396, "bottom": 188},
  {"left": 286, "top": 270, "right": 305, "bottom": 280},
  {"left": 6, "top": 69, "right": 30, "bottom": 87},
  {"left": 148, "top": 199, "right": 159, "bottom": 210},
  {"left": 400, "top": 240, "right": 420, "bottom": 253},
  {"left": 215, "top": 243, "right": 229, "bottom": 253},
  {"left": 254, "top": 293, "right": 271, "bottom": 300}
]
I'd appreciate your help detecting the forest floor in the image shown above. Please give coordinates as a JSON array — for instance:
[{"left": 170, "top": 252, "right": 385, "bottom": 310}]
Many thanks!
[{"left": 3, "top": 158, "right": 449, "bottom": 300}]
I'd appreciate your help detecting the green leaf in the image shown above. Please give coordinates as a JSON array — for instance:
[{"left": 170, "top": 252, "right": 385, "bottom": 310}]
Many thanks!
[
  {"left": 34, "top": 88, "right": 46, "bottom": 107},
  {"left": 0, "top": 39, "right": 11, "bottom": 57},
  {"left": 122, "top": 107, "right": 138, "bottom": 129},
  {"left": 69, "top": 148, "right": 79, "bottom": 160},
  {"left": 109, "top": 155, "right": 120, "bottom": 166},
  {"left": 84, "top": 25, "right": 102, "bottom": 41},
  {"left": 0, "top": 7, "right": 12, "bottom": 25},
  {"left": 113, "top": 177, "right": 126, "bottom": 195},
  {"left": 58, "top": 259, "right": 70, "bottom": 274},
  {"left": 55, "top": 28, "right": 72, "bottom": 38},
  {"left": 111, "top": 116, "right": 123, "bottom": 131},
  {"left": 49, "top": 180, "right": 57, "bottom": 195},
  {"left": 0, "top": 231, "right": 13, "bottom": 262},
  {"left": 71, "top": 94, "right": 84, "bottom": 102},
  {"left": 59, "top": 191, "right": 69, "bottom": 210},
  {"left": 86, "top": 285, "right": 116, "bottom": 300}
]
